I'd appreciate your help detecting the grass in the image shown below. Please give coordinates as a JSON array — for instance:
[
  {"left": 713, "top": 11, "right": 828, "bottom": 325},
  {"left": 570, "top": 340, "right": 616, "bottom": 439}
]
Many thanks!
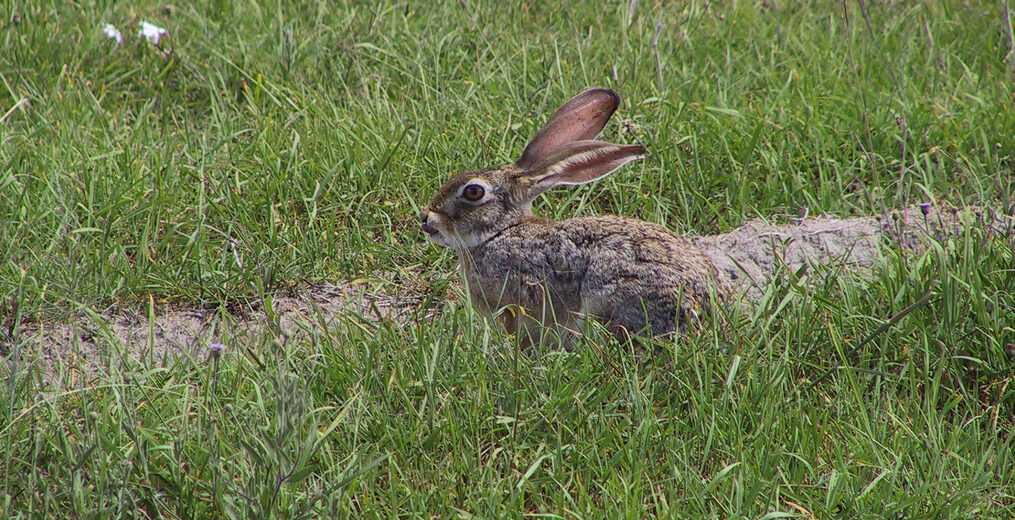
[{"left": 2, "top": 0, "right": 1014, "bottom": 517}]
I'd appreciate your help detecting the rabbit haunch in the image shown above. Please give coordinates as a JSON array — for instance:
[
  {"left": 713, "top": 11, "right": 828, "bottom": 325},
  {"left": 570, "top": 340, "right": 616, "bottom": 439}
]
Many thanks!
[{"left": 421, "top": 88, "right": 729, "bottom": 347}]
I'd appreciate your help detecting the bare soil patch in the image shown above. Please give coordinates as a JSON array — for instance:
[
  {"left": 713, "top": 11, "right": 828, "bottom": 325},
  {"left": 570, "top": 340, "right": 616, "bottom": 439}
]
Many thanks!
[
  {"left": 6, "top": 203, "right": 1013, "bottom": 380},
  {"left": 696, "top": 203, "right": 1014, "bottom": 300},
  {"left": 6, "top": 283, "right": 433, "bottom": 381}
]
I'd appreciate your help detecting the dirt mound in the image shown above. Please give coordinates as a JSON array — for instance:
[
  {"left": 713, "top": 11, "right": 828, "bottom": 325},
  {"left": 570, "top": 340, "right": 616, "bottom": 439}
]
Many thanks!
[
  {"left": 696, "top": 203, "right": 1014, "bottom": 299},
  {"left": 6, "top": 203, "right": 1013, "bottom": 380},
  {"left": 5, "top": 283, "right": 429, "bottom": 381}
]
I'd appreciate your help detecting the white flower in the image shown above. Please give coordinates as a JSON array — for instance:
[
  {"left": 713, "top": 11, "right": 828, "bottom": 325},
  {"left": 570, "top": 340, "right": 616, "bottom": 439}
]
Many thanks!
[
  {"left": 101, "top": 23, "right": 123, "bottom": 47},
  {"left": 138, "top": 21, "right": 168, "bottom": 44}
]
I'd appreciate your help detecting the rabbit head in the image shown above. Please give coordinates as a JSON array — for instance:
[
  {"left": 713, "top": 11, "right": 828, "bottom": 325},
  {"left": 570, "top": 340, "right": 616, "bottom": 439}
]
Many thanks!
[{"left": 420, "top": 88, "right": 648, "bottom": 251}]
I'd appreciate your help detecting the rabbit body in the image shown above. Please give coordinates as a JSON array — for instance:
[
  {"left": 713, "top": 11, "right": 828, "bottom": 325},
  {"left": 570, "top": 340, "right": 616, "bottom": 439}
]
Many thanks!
[
  {"left": 421, "top": 88, "right": 728, "bottom": 347},
  {"left": 463, "top": 214, "right": 727, "bottom": 346}
]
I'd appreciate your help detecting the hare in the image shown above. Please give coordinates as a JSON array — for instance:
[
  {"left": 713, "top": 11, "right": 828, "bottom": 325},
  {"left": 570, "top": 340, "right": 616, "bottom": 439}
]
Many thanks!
[{"left": 420, "top": 88, "right": 730, "bottom": 348}]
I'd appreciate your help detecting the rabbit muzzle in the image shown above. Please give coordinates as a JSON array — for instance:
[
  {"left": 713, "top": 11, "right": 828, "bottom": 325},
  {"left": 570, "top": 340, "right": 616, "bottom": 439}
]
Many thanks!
[
  {"left": 419, "top": 209, "right": 438, "bottom": 235},
  {"left": 420, "top": 222, "right": 439, "bottom": 236},
  {"left": 419, "top": 210, "right": 438, "bottom": 235},
  {"left": 420, "top": 208, "right": 452, "bottom": 247}
]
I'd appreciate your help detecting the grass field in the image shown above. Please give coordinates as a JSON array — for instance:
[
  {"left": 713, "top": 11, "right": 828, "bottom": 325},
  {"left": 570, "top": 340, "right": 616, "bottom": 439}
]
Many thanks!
[{"left": 2, "top": 0, "right": 1014, "bottom": 517}]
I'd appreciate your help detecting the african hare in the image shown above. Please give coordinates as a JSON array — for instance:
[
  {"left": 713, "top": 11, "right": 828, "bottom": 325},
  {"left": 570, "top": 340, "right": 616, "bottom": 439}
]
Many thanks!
[{"left": 421, "top": 88, "right": 729, "bottom": 347}]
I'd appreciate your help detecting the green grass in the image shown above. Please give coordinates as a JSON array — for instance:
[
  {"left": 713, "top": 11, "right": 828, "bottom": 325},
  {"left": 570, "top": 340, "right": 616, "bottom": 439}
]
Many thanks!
[{"left": 2, "top": 0, "right": 1014, "bottom": 518}]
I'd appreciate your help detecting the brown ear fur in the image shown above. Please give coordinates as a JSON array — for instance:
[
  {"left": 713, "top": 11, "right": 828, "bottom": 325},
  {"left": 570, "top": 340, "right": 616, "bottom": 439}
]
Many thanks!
[
  {"left": 515, "top": 88, "right": 620, "bottom": 169},
  {"left": 518, "top": 140, "right": 647, "bottom": 199}
]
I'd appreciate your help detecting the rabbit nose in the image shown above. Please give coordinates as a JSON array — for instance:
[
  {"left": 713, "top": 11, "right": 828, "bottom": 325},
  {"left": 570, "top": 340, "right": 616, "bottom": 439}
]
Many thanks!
[{"left": 419, "top": 209, "right": 438, "bottom": 235}]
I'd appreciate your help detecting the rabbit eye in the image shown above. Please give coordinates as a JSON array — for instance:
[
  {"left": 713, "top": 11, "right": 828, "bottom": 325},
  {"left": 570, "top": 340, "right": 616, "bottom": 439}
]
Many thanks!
[{"left": 461, "top": 184, "right": 485, "bottom": 202}]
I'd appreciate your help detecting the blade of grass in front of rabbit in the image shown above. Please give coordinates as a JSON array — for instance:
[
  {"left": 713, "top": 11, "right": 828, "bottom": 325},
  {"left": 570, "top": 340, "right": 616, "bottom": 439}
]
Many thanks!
[{"left": 452, "top": 233, "right": 491, "bottom": 336}]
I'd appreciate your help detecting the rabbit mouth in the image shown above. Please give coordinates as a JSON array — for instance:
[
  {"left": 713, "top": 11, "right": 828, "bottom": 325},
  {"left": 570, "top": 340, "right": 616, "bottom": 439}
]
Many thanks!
[
  {"left": 421, "top": 222, "right": 452, "bottom": 247},
  {"left": 421, "top": 222, "right": 469, "bottom": 249},
  {"left": 420, "top": 222, "right": 440, "bottom": 237}
]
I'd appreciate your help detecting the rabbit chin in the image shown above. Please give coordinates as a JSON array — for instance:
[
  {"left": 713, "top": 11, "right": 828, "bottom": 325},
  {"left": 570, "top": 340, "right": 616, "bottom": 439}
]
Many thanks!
[{"left": 427, "top": 228, "right": 491, "bottom": 251}]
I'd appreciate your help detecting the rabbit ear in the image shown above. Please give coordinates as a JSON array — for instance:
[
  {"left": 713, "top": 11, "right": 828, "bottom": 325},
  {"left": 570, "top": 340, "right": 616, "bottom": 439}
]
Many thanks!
[
  {"left": 518, "top": 140, "right": 647, "bottom": 199},
  {"left": 515, "top": 88, "right": 621, "bottom": 169}
]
